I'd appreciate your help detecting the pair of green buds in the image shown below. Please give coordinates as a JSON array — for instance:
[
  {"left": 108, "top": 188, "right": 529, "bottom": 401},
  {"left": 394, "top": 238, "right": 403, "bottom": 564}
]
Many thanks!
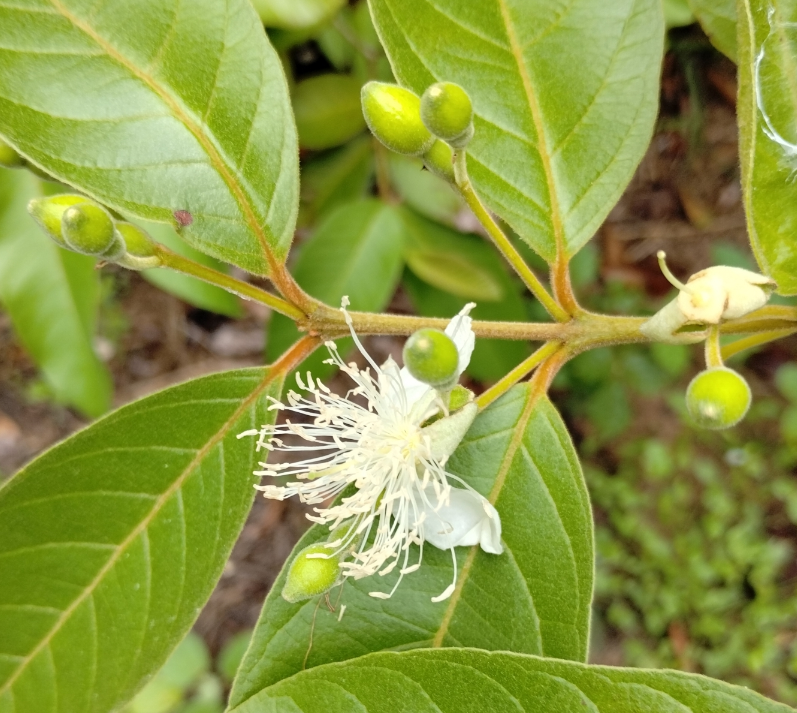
[
  {"left": 361, "top": 80, "right": 474, "bottom": 181},
  {"left": 27, "top": 194, "right": 161, "bottom": 270}
]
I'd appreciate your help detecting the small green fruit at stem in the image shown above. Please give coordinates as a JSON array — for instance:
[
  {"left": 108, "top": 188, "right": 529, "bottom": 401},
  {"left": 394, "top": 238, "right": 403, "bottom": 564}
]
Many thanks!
[
  {"left": 403, "top": 328, "right": 459, "bottom": 388},
  {"left": 422, "top": 140, "right": 455, "bottom": 182},
  {"left": 361, "top": 81, "right": 435, "bottom": 156},
  {"left": 421, "top": 82, "right": 474, "bottom": 149},
  {"left": 0, "top": 139, "right": 24, "bottom": 169},
  {"left": 686, "top": 367, "right": 752, "bottom": 430},
  {"left": 282, "top": 543, "right": 341, "bottom": 603},
  {"left": 61, "top": 202, "right": 123, "bottom": 259},
  {"left": 115, "top": 222, "right": 163, "bottom": 270},
  {"left": 27, "top": 194, "right": 87, "bottom": 247}
]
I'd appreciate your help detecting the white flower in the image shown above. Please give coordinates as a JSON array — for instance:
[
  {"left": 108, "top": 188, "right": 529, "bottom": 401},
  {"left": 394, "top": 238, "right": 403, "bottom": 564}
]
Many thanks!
[
  {"left": 238, "top": 299, "right": 502, "bottom": 602},
  {"left": 641, "top": 252, "right": 776, "bottom": 343}
]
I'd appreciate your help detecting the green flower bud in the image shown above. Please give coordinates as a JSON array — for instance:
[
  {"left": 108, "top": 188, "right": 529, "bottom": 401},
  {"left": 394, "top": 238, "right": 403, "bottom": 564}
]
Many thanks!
[
  {"left": 282, "top": 543, "right": 341, "bottom": 603},
  {"left": 61, "top": 202, "right": 123, "bottom": 259},
  {"left": 0, "top": 139, "right": 24, "bottom": 169},
  {"left": 115, "top": 222, "right": 163, "bottom": 270},
  {"left": 361, "top": 81, "right": 435, "bottom": 156},
  {"left": 422, "top": 140, "right": 455, "bottom": 182},
  {"left": 27, "top": 194, "right": 87, "bottom": 247},
  {"left": 421, "top": 82, "right": 474, "bottom": 149},
  {"left": 686, "top": 367, "right": 752, "bottom": 430},
  {"left": 403, "top": 328, "right": 459, "bottom": 388}
]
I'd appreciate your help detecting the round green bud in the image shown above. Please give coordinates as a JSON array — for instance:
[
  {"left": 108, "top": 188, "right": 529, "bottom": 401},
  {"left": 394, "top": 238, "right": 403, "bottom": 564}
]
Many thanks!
[
  {"left": 361, "top": 81, "right": 435, "bottom": 156},
  {"left": 686, "top": 367, "right": 752, "bottom": 430},
  {"left": 61, "top": 202, "right": 122, "bottom": 259},
  {"left": 422, "top": 140, "right": 455, "bottom": 182},
  {"left": 421, "top": 82, "right": 474, "bottom": 148},
  {"left": 282, "top": 543, "right": 341, "bottom": 603},
  {"left": 27, "top": 194, "right": 87, "bottom": 247},
  {"left": 403, "top": 328, "right": 459, "bottom": 388},
  {"left": 115, "top": 222, "right": 163, "bottom": 269},
  {"left": 0, "top": 139, "right": 24, "bottom": 169}
]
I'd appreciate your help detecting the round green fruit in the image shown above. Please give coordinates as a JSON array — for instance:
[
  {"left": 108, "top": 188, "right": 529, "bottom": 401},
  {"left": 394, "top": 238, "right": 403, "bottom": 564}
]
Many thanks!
[
  {"left": 685, "top": 367, "right": 751, "bottom": 430},
  {"left": 403, "top": 328, "right": 459, "bottom": 388},
  {"left": 421, "top": 82, "right": 474, "bottom": 148},
  {"left": 282, "top": 543, "right": 341, "bottom": 603},
  {"left": 361, "top": 81, "right": 435, "bottom": 156},
  {"left": 61, "top": 202, "right": 122, "bottom": 258}
]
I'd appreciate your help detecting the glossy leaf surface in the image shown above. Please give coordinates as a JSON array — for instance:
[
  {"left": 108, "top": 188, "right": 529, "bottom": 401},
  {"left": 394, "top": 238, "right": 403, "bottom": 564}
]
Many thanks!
[
  {"left": 369, "top": 0, "right": 663, "bottom": 262},
  {"left": 738, "top": 0, "right": 797, "bottom": 294},
  {"left": 0, "top": 368, "right": 283, "bottom": 713},
  {"left": 229, "top": 389, "right": 594, "bottom": 707},
  {"left": 232, "top": 648, "right": 794, "bottom": 712},
  {"left": 0, "top": 169, "right": 111, "bottom": 417},
  {"left": 0, "top": 0, "right": 298, "bottom": 275}
]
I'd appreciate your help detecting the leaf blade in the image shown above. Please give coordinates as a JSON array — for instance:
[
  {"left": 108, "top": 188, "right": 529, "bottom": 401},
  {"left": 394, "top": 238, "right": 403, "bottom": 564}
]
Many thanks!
[
  {"left": 0, "top": 0, "right": 298, "bottom": 275},
  {"left": 0, "top": 367, "right": 283, "bottom": 713}
]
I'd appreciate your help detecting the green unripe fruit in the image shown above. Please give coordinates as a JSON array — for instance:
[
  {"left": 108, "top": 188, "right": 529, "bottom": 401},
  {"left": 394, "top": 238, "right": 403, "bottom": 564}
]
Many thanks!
[
  {"left": 115, "top": 222, "right": 163, "bottom": 269},
  {"left": 61, "top": 202, "right": 122, "bottom": 259},
  {"left": 282, "top": 543, "right": 341, "bottom": 603},
  {"left": 27, "top": 194, "right": 86, "bottom": 247},
  {"left": 403, "top": 328, "right": 459, "bottom": 388},
  {"left": 422, "top": 140, "right": 455, "bottom": 182},
  {"left": 361, "top": 81, "right": 435, "bottom": 156},
  {"left": 686, "top": 367, "right": 752, "bottom": 430},
  {"left": 421, "top": 82, "right": 474, "bottom": 148},
  {"left": 0, "top": 139, "right": 24, "bottom": 169}
]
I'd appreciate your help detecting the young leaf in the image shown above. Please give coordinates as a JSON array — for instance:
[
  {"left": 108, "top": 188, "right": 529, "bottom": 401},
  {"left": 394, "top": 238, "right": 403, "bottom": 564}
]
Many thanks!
[
  {"left": 689, "top": 0, "right": 737, "bottom": 60},
  {"left": 293, "top": 75, "right": 367, "bottom": 150},
  {"left": 266, "top": 198, "right": 404, "bottom": 376},
  {"left": 369, "top": 0, "right": 664, "bottom": 262},
  {"left": 231, "top": 648, "right": 794, "bottom": 712},
  {"left": 137, "top": 221, "right": 243, "bottom": 318},
  {"left": 252, "top": 0, "right": 346, "bottom": 30},
  {"left": 738, "top": 0, "right": 797, "bottom": 294},
  {"left": 0, "top": 0, "right": 298, "bottom": 275},
  {"left": 228, "top": 388, "right": 594, "bottom": 705},
  {"left": 0, "top": 367, "right": 283, "bottom": 713},
  {"left": 0, "top": 169, "right": 111, "bottom": 418}
]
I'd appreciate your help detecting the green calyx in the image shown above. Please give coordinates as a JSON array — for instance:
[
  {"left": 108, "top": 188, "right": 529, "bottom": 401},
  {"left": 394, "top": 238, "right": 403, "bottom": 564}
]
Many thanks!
[
  {"left": 421, "top": 82, "right": 474, "bottom": 149},
  {"left": 403, "top": 328, "right": 459, "bottom": 388},
  {"left": 27, "top": 194, "right": 87, "bottom": 248},
  {"left": 115, "top": 222, "right": 163, "bottom": 270},
  {"left": 61, "top": 202, "right": 123, "bottom": 259},
  {"left": 422, "top": 140, "right": 455, "bottom": 182},
  {"left": 686, "top": 367, "right": 752, "bottom": 430},
  {"left": 0, "top": 139, "right": 24, "bottom": 169},
  {"left": 361, "top": 81, "right": 435, "bottom": 156},
  {"left": 282, "top": 543, "right": 341, "bottom": 603}
]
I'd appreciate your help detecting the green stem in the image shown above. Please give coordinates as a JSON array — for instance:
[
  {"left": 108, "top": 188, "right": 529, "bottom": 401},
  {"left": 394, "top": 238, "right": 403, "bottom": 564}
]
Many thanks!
[
  {"left": 722, "top": 328, "right": 797, "bottom": 361},
  {"left": 475, "top": 342, "right": 562, "bottom": 409},
  {"left": 155, "top": 246, "right": 306, "bottom": 321},
  {"left": 704, "top": 324, "right": 723, "bottom": 368},
  {"left": 452, "top": 152, "right": 570, "bottom": 323}
]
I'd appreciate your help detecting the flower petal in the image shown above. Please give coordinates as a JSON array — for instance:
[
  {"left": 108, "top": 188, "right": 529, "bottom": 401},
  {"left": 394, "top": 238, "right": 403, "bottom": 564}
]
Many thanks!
[{"left": 420, "top": 485, "right": 503, "bottom": 554}]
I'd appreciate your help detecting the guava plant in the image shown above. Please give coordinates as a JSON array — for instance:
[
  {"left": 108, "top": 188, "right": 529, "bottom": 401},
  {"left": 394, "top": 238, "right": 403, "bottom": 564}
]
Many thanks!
[{"left": 1, "top": 0, "right": 796, "bottom": 711}]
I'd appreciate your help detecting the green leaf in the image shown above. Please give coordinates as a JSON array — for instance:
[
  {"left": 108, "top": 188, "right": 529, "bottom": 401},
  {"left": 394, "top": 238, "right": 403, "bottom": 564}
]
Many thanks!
[
  {"left": 0, "top": 367, "right": 284, "bottom": 713},
  {"left": 401, "top": 209, "right": 504, "bottom": 302},
  {"left": 388, "top": 154, "right": 464, "bottom": 226},
  {"left": 298, "top": 136, "right": 374, "bottom": 228},
  {"left": 0, "top": 0, "right": 298, "bottom": 275},
  {"left": 253, "top": 0, "right": 346, "bottom": 30},
  {"left": 266, "top": 198, "right": 404, "bottom": 377},
  {"left": 738, "top": 0, "right": 797, "bottom": 294},
  {"left": 664, "top": 0, "right": 695, "bottom": 29},
  {"left": 138, "top": 221, "right": 243, "bottom": 318},
  {"left": 231, "top": 648, "right": 794, "bottom": 712},
  {"left": 369, "top": 0, "right": 664, "bottom": 262},
  {"left": 689, "top": 0, "right": 737, "bottom": 60},
  {"left": 0, "top": 168, "right": 111, "bottom": 417},
  {"left": 228, "top": 388, "right": 594, "bottom": 706},
  {"left": 294, "top": 75, "right": 367, "bottom": 150}
]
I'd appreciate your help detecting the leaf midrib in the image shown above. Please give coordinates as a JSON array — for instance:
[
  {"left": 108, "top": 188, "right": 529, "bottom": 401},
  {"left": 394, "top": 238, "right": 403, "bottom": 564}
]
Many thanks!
[
  {"left": 46, "top": 0, "right": 279, "bottom": 275},
  {"left": 0, "top": 367, "right": 274, "bottom": 697}
]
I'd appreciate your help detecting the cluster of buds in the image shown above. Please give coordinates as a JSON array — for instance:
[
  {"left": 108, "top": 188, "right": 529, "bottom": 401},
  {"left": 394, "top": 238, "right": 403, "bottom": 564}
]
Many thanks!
[
  {"left": 644, "top": 251, "right": 776, "bottom": 430},
  {"left": 27, "top": 194, "right": 162, "bottom": 270},
  {"left": 360, "top": 79, "right": 475, "bottom": 182}
]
